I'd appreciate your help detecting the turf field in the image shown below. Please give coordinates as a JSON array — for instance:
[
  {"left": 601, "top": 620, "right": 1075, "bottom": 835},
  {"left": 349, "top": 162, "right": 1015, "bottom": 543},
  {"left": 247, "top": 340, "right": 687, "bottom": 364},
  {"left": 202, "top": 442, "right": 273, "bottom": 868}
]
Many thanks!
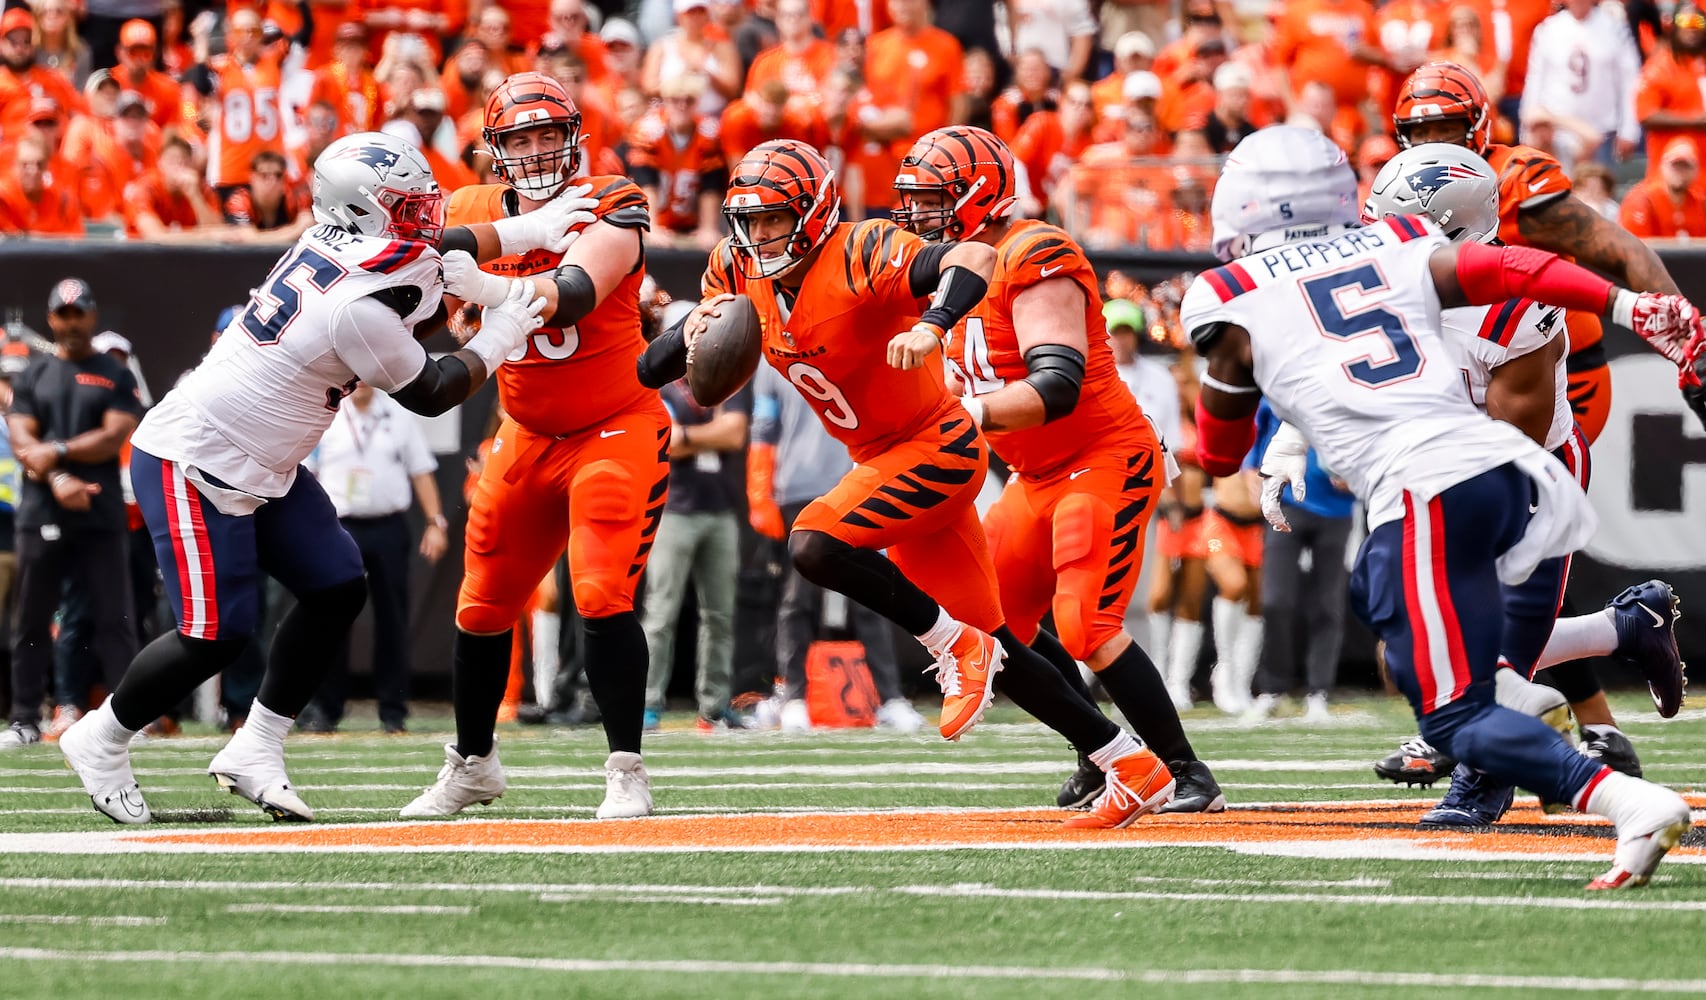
[{"left": 1, "top": 694, "right": 1705, "bottom": 999}]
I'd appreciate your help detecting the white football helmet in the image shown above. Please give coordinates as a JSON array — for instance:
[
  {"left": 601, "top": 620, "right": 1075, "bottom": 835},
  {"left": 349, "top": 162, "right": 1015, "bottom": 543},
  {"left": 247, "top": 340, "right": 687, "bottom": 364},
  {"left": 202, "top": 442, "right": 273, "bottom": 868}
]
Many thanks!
[
  {"left": 1210, "top": 126, "right": 1360, "bottom": 262},
  {"left": 1362, "top": 142, "right": 1500, "bottom": 245},
  {"left": 312, "top": 131, "right": 445, "bottom": 243}
]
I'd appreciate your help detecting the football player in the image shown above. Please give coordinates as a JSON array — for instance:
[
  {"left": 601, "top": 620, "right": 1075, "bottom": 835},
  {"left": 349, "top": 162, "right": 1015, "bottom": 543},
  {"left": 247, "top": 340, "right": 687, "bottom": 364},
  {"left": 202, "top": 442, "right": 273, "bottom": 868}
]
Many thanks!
[
  {"left": 59, "top": 130, "right": 583, "bottom": 824},
  {"left": 399, "top": 73, "right": 664, "bottom": 821},
  {"left": 1360, "top": 143, "right": 1686, "bottom": 828},
  {"left": 641, "top": 139, "right": 1175, "bottom": 828},
  {"left": 1186, "top": 125, "right": 1697, "bottom": 889},
  {"left": 890, "top": 125, "right": 1225, "bottom": 815},
  {"left": 1379, "top": 63, "right": 1690, "bottom": 782}
]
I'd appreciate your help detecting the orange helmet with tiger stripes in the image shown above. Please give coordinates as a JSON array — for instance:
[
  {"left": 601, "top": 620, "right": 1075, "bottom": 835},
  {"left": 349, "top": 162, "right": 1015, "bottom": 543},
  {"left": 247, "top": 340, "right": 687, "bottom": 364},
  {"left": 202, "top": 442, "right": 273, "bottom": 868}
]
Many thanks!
[
  {"left": 722, "top": 139, "right": 841, "bottom": 279},
  {"left": 1393, "top": 62, "right": 1492, "bottom": 155},
  {"left": 893, "top": 125, "right": 1019, "bottom": 242},
  {"left": 483, "top": 72, "right": 583, "bottom": 201}
]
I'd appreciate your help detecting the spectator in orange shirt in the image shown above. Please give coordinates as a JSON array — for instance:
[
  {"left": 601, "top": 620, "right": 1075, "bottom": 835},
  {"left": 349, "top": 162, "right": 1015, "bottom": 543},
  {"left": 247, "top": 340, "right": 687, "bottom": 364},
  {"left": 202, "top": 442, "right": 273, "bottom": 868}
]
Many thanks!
[
  {"left": 65, "top": 69, "right": 120, "bottom": 165},
  {"left": 312, "top": 21, "right": 381, "bottom": 136},
  {"left": 1092, "top": 69, "right": 1161, "bottom": 143},
  {"left": 1354, "top": 132, "right": 1398, "bottom": 208},
  {"left": 960, "top": 46, "right": 999, "bottom": 133},
  {"left": 1430, "top": 5, "right": 1506, "bottom": 109},
  {"left": 1063, "top": 105, "right": 1170, "bottom": 249},
  {"left": 1484, "top": 0, "right": 1553, "bottom": 124},
  {"left": 24, "top": 97, "right": 78, "bottom": 201},
  {"left": 113, "top": 20, "right": 180, "bottom": 131},
  {"left": 221, "top": 148, "right": 311, "bottom": 239},
  {"left": 814, "top": 0, "right": 890, "bottom": 40},
  {"left": 718, "top": 77, "right": 830, "bottom": 169},
  {"left": 1272, "top": 0, "right": 1400, "bottom": 125},
  {"left": 0, "top": 133, "right": 82, "bottom": 235},
  {"left": 1200, "top": 61, "right": 1256, "bottom": 153},
  {"left": 1090, "top": 31, "right": 1154, "bottom": 123},
  {"left": 496, "top": 0, "right": 553, "bottom": 52},
  {"left": 593, "top": 19, "right": 645, "bottom": 109},
  {"left": 1620, "top": 137, "right": 1706, "bottom": 238},
  {"left": 77, "top": 89, "right": 160, "bottom": 222},
  {"left": 350, "top": 0, "right": 464, "bottom": 69},
  {"left": 471, "top": 6, "right": 530, "bottom": 76},
  {"left": 643, "top": 0, "right": 744, "bottom": 113},
  {"left": 1156, "top": 37, "right": 1226, "bottom": 135},
  {"left": 861, "top": 0, "right": 964, "bottom": 215},
  {"left": 395, "top": 87, "right": 476, "bottom": 192},
  {"left": 1010, "top": 78, "right": 1097, "bottom": 204},
  {"left": 31, "top": 0, "right": 89, "bottom": 88},
  {"left": 439, "top": 38, "right": 489, "bottom": 122},
  {"left": 630, "top": 74, "right": 727, "bottom": 249},
  {"left": 1636, "top": 3, "right": 1706, "bottom": 181},
  {"left": 745, "top": 0, "right": 836, "bottom": 108},
  {"left": 0, "top": 8, "right": 84, "bottom": 145},
  {"left": 1372, "top": 0, "right": 1451, "bottom": 114},
  {"left": 716, "top": 0, "right": 778, "bottom": 77},
  {"left": 990, "top": 48, "right": 1058, "bottom": 143},
  {"left": 536, "top": 45, "right": 625, "bottom": 177},
  {"left": 538, "top": 0, "right": 613, "bottom": 88},
  {"left": 124, "top": 135, "right": 224, "bottom": 240},
  {"left": 1154, "top": 0, "right": 1233, "bottom": 82}
]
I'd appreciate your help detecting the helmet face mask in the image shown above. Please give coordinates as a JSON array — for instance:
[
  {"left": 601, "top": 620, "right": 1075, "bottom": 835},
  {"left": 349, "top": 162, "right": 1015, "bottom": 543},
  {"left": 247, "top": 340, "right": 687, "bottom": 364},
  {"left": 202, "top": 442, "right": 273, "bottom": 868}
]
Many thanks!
[
  {"left": 483, "top": 73, "right": 584, "bottom": 201},
  {"left": 377, "top": 186, "right": 446, "bottom": 244},
  {"left": 725, "top": 205, "right": 810, "bottom": 278},
  {"left": 723, "top": 139, "right": 841, "bottom": 280}
]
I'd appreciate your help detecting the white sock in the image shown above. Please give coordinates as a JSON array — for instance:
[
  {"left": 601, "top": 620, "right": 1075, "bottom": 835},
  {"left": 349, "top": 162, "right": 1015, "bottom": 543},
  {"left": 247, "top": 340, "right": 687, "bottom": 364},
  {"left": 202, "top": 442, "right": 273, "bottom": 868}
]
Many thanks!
[
  {"left": 916, "top": 607, "right": 959, "bottom": 654},
  {"left": 1088, "top": 728, "right": 1142, "bottom": 769},
  {"left": 1168, "top": 620, "right": 1204, "bottom": 690},
  {"left": 1579, "top": 768, "right": 1640, "bottom": 819},
  {"left": 531, "top": 610, "right": 561, "bottom": 711},
  {"left": 244, "top": 700, "right": 293, "bottom": 749},
  {"left": 1148, "top": 613, "right": 1173, "bottom": 672},
  {"left": 1234, "top": 613, "right": 1264, "bottom": 689},
  {"left": 89, "top": 697, "right": 137, "bottom": 748},
  {"left": 1211, "top": 597, "right": 1242, "bottom": 670},
  {"left": 1536, "top": 609, "right": 1618, "bottom": 670}
]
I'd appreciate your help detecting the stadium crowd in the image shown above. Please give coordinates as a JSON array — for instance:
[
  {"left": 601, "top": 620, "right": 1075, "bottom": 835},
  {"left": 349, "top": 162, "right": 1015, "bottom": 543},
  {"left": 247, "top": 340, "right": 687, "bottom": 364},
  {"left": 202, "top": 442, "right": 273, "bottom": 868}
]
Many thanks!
[{"left": 0, "top": 0, "right": 1699, "bottom": 740}]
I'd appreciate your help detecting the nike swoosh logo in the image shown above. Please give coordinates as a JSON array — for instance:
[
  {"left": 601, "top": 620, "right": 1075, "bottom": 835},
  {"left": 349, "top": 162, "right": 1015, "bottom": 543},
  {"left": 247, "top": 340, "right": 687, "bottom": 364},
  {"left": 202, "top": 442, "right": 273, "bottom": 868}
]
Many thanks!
[
  {"left": 599, "top": 430, "right": 626, "bottom": 439},
  {"left": 1640, "top": 604, "right": 1667, "bottom": 629},
  {"left": 889, "top": 250, "right": 905, "bottom": 268},
  {"left": 1528, "top": 501, "right": 1540, "bottom": 515},
  {"left": 118, "top": 787, "right": 145, "bottom": 818},
  {"left": 1528, "top": 180, "right": 1549, "bottom": 193},
  {"left": 1068, "top": 468, "right": 1091, "bottom": 480},
  {"left": 1040, "top": 265, "right": 1062, "bottom": 277}
]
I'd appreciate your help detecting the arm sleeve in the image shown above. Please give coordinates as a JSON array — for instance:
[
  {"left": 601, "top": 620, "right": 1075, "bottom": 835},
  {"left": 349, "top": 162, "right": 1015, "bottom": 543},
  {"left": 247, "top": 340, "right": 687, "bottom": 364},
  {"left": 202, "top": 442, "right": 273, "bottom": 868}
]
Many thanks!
[
  {"left": 904, "top": 241, "right": 956, "bottom": 298},
  {"left": 328, "top": 295, "right": 432, "bottom": 392},
  {"left": 637, "top": 314, "right": 689, "bottom": 389}
]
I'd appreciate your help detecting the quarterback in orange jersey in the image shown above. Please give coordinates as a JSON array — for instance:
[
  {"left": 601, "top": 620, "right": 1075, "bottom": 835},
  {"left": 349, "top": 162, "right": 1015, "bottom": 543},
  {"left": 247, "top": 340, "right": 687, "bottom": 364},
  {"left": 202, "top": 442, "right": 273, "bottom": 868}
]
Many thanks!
[
  {"left": 893, "top": 126, "right": 1224, "bottom": 820},
  {"left": 640, "top": 139, "right": 1174, "bottom": 828},
  {"left": 400, "top": 73, "right": 667, "bottom": 822},
  {"left": 1392, "top": 61, "right": 1698, "bottom": 439}
]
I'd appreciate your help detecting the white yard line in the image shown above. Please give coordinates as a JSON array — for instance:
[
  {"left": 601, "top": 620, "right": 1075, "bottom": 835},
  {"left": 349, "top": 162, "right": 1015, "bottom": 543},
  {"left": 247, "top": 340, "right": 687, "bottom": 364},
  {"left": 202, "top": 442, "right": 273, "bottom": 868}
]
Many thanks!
[
  {"left": 0, "top": 947, "right": 1702, "bottom": 992},
  {"left": 0, "top": 914, "right": 165, "bottom": 925},
  {"left": 225, "top": 903, "right": 475, "bottom": 916},
  {"left": 893, "top": 883, "right": 1706, "bottom": 912},
  {"left": 536, "top": 892, "right": 781, "bottom": 906}
]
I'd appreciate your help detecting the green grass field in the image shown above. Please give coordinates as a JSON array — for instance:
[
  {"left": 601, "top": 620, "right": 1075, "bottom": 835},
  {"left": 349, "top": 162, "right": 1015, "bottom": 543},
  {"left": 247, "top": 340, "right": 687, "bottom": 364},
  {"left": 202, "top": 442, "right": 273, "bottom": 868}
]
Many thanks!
[{"left": 1, "top": 694, "right": 1704, "bottom": 999}]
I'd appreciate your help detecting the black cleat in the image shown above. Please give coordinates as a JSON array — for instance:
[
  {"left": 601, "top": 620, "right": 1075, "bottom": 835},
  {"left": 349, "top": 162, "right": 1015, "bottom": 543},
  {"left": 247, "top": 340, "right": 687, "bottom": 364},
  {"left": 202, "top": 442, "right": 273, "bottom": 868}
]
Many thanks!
[
  {"left": 1581, "top": 729, "right": 1643, "bottom": 779},
  {"left": 1609, "top": 580, "right": 1687, "bottom": 719},
  {"left": 1157, "top": 759, "right": 1226, "bottom": 813},
  {"left": 1374, "top": 735, "right": 1456, "bottom": 787},
  {"left": 1056, "top": 753, "right": 1105, "bottom": 809},
  {"left": 1417, "top": 764, "right": 1514, "bottom": 830}
]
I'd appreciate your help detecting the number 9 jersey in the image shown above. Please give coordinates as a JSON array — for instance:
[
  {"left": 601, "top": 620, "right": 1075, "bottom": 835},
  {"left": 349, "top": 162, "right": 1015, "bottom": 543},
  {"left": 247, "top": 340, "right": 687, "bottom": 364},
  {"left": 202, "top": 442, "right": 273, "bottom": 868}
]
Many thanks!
[{"left": 1180, "top": 214, "right": 1538, "bottom": 529}]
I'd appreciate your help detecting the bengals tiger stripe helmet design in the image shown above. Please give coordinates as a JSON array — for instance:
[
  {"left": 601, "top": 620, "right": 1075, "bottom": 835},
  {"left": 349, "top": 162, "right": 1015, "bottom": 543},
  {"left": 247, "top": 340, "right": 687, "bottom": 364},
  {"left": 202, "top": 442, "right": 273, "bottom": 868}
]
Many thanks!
[
  {"left": 1393, "top": 62, "right": 1492, "bottom": 155},
  {"left": 723, "top": 139, "right": 841, "bottom": 279},
  {"left": 483, "top": 72, "right": 584, "bottom": 201},
  {"left": 894, "top": 125, "right": 1019, "bottom": 242}
]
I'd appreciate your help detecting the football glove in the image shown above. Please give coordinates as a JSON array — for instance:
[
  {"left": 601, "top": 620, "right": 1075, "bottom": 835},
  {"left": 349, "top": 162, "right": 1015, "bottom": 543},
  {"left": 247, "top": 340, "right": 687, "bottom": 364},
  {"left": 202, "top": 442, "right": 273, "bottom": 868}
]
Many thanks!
[{"left": 1258, "top": 420, "right": 1309, "bottom": 533}]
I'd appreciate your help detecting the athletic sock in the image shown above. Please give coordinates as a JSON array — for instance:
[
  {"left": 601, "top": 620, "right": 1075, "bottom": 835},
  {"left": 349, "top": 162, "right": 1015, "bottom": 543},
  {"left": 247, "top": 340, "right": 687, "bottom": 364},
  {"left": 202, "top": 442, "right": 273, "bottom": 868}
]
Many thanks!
[
  {"left": 87, "top": 697, "right": 137, "bottom": 748},
  {"left": 583, "top": 612, "right": 647, "bottom": 754},
  {"left": 1030, "top": 628, "right": 1095, "bottom": 705},
  {"left": 1148, "top": 613, "right": 1173, "bottom": 677},
  {"left": 1096, "top": 641, "right": 1196, "bottom": 764},
  {"left": 1167, "top": 619, "right": 1204, "bottom": 696},
  {"left": 991, "top": 626, "right": 1118, "bottom": 753},
  {"left": 241, "top": 699, "right": 293, "bottom": 751},
  {"left": 452, "top": 629, "right": 513, "bottom": 759},
  {"left": 917, "top": 607, "right": 959, "bottom": 653},
  {"left": 1234, "top": 613, "right": 1264, "bottom": 691},
  {"left": 790, "top": 529, "right": 939, "bottom": 635},
  {"left": 1088, "top": 729, "right": 1143, "bottom": 770},
  {"left": 1211, "top": 597, "right": 1242, "bottom": 672},
  {"left": 531, "top": 610, "right": 562, "bottom": 711},
  {"left": 1536, "top": 609, "right": 1619, "bottom": 669}
]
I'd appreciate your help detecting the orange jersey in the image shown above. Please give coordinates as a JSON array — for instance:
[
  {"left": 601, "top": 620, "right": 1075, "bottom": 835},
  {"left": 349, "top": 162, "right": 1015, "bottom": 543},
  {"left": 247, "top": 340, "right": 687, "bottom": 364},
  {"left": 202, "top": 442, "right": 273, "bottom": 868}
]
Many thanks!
[
  {"left": 745, "top": 40, "right": 838, "bottom": 105},
  {"left": 1272, "top": 0, "right": 1378, "bottom": 110},
  {"left": 812, "top": 0, "right": 890, "bottom": 39},
  {"left": 310, "top": 63, "right": 382, "bottom": 134},
  {"left": 862, "top": 27, "right": 963, "bottom": 210},
  {"left": 1618, "top": 179, "right": 1706, "bottom": 239},
  {"left": 115, "top": 66, "right": 184, "bottom": 130},
  {"left": 0, "top": 174, "right": 82, "bottom": 235},
  {"left": 1635, "top": 48, "right": 1706, "bottom": 180},
  {"left": 446, "top": 176, "right": 654, "bottom": 438},
  {"left": 0, "top": 63, "right": 84, "bottom": 145},
  {"left": 953, "top": 220, "right": 1144, "bottom": 479},
  {"left": 206, "top": 53, "right": 286, "bottom": 187},
  {"left": 82, "top": 129, "right": 161, "bottom": 220},
  {"left": 122, "top": 170, "right": 215, "bottom": 236},
  {"left": 1470, "top": 0, "right": 1551, "bottom": 99},
  {"left": 1009, "top": 110, "right": 1093, "bottom": 201},
  {"left": 717, "top": 99, "right": 831, "bottom": 174},
  {"left": 1486, "top": 143, "right": 1571, "bottom": 248},
  {"left": 703, "top": 220, "right": 958, "bottom": 459},
  {"left": 626, "top": 110, "right": 725, "bottom": 234}
]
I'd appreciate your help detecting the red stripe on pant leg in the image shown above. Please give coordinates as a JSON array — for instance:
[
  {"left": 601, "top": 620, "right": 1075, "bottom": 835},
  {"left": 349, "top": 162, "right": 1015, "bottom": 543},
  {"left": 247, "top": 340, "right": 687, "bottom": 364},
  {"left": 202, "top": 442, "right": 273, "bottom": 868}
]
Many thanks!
[
  {"left": 184, "top": 476, "right": 218, "bottom": 638},
  {"left": 1427, "top": 495, "right": 1474, "bottom": 703},
  {"left": 1401, "top": 493, "right": 1438, "bottom": 710},
  {"left": 1572, "top": 764, "right": 1612, "bottom": 812},
  {"left": 161, "top": 460, "right": 201, "bottom": 638}
]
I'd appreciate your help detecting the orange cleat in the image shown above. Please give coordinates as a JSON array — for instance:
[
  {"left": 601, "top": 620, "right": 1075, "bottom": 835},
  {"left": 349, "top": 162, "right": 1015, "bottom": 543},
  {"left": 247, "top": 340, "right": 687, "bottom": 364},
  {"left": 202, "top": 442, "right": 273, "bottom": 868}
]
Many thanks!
[
  {"left": 1062, "top": 749, "right": 1175, "bottom": 829},
  {"left": 928, "top": 625, "right": 1006, "bottom": 741}
]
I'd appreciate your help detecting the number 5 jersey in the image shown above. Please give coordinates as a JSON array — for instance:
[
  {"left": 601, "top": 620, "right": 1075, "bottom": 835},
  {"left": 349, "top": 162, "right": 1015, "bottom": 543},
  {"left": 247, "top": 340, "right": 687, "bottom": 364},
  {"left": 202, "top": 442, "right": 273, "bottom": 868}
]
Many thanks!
[{"left": 131, "top": 225, "right": 445, "bottom": 500}]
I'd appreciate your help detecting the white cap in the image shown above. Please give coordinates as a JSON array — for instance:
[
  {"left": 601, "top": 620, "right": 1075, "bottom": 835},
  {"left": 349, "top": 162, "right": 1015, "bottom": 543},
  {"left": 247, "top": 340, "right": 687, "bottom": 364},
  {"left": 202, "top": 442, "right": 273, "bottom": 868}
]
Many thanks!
[
  {"left": 1122, "top": 70, "right": 1163, "bottom": 102},
  {"left": 600, "top": 17, "right": 641, "bottom": 47},
  {"left": 674, "top": 0, "right": 709, "bottom": 12},
  {"left": 1114, "top": 31, "right": 1155, "bottom": 61},
  {"left": 92, "top": 330, "right": 133, "bottom": 357},
  {"left": 1213, "top": 62, "right": 1252, "bottom": 91},
  {"left": 380, "top": 118, "right": 423, "bottom": 147}
]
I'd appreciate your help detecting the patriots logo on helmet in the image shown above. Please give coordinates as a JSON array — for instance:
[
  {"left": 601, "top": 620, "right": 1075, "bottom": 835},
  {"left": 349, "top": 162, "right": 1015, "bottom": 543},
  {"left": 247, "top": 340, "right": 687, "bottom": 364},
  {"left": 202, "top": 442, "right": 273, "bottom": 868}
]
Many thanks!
[
  {"left": 1405, "top": 162, "right": 1486, "bottom": 204},
  {"left": 328, "top": 144, "right": 401, "bottom": 172}
]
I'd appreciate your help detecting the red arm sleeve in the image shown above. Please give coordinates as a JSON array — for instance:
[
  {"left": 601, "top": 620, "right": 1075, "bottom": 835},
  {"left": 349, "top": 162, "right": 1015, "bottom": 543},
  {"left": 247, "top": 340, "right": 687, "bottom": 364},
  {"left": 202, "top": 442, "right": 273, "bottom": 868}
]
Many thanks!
[
  {"left": 1454, "top": 241, "right": 1616, "bottom": 316},
  {"left": 1194, "top": 396, "right": 1257, "bottom": 479}
]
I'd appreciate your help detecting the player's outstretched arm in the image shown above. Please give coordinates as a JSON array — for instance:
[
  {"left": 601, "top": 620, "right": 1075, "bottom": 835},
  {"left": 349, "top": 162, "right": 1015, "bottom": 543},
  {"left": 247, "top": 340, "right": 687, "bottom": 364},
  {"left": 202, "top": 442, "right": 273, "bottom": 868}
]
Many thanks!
[
  {"left": 444, "top": 218, "right": 642, "bottom": 329},
  {"left": 960, "top": 277, "right": 1089, "bottom": 433},
  {"left": 439, "top": 184, "right": 600, "bottom": 263},
  {"left": 889, "top": 241, "right": 999, "bottom": 370},
  {"left": 1516, "top": 192, "right": 1681, "bottom": 296},
  {"left": 1430, "top": 241, "right": 1703, "bottom": 374},
  {"left": 1189, "top": 321, "right": 1261, "bottom": 480}
]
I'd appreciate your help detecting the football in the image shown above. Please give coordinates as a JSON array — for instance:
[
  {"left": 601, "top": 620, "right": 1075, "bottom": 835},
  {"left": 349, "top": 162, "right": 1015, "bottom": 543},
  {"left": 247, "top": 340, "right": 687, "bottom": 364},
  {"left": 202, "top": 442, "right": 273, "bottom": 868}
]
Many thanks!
[{"left": 686, "top": 293, "right": 762, "bottom": 406}]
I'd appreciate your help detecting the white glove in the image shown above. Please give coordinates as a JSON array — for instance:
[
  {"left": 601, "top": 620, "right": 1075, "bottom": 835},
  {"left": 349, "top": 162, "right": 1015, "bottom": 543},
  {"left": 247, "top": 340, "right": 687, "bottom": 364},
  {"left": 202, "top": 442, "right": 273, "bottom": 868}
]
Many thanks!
[
  {"left": 489, "top": 182, "right": 599, "bottom": 257},
  {"left": 1258, "top": 421, "right": 1309, "bottom": 532},
  {"left": 441, "top": 250, "right": 510, "bottom": 308},
  {"left": 465, "top": 279, "right": 547, "bottom": 371}
]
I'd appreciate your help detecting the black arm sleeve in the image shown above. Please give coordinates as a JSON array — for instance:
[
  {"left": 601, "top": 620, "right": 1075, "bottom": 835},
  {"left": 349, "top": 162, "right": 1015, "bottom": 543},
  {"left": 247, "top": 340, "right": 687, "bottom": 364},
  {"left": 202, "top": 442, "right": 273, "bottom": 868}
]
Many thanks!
[
  {"left": 917, "top": 265, "right": 991, "bottom": 332},
  {"left": 390, "top": 354, "right": 474, "bottom": 417},
  {"left": 550, "top": 265, "right": 599, "bottom": 326},
  {"left": 291, "top": 0, "right": 315, "bottom": 49},
  {"left": 1021, "top": 343, "right": 1086, "bottom": 422},
  {"left": 905, "top": 243, "right": 956, "bottom": 297},
  {"left": 438, "top": 226, "right": 480, "bottom": 257},
  {"left": 187, "top": 62, "right": 215, "bottom": 97},
  {"left": 637, "top": 314, "right": 689, "bottom": 390},
  {"left": 1190, "top": 321, "right": 1231, "bottom": 353}
]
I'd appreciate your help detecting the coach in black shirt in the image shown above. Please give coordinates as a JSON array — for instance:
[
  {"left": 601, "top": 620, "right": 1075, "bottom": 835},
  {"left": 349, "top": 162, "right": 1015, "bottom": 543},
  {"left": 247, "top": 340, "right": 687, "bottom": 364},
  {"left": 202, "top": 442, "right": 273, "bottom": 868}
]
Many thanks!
[{"left": 0, "top": 279, "right": 142, "bottom": 748}]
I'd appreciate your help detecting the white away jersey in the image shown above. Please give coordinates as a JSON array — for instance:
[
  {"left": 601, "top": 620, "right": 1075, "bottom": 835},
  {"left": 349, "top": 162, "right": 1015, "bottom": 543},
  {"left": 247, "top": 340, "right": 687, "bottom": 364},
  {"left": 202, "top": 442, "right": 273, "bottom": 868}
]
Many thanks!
[
  {"left": 1180, "top": 214, "right": 1543, "bottom": 529},
  {"left": 131, "top": 225, "right": 444, "bottom": 498},
  {"left": 1441, "top": 298, "right": 1573, "bottom": 452}
]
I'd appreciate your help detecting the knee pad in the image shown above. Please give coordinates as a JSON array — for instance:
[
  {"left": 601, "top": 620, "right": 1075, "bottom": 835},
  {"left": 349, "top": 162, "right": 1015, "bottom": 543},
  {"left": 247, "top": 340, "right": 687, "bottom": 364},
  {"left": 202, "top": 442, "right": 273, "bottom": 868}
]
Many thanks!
[
  {"left": 456, "top": 602, "right": 517, "bottom": 636},
  {"left": 566, "top": 460, "right": 644, "bottom": 618},
  {"left": 788, "top": 529, "right": 838, "bottom": 583},
  {"left": 571, "top": 460, "right": 640, "bottom": 525},
  {"left": 1050, "top": 492, "right": 1114, "bottom": 661}
]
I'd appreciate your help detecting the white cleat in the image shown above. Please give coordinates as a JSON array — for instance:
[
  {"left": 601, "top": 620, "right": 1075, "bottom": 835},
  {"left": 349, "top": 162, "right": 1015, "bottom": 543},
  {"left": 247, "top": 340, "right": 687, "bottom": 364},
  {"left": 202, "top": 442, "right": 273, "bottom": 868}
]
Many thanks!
[
  {"left": 596, "top": 751, "right": 652, "bottom": 819},
  {"left": 59, "top": 715, "right": 150, "bottom": 825},
  {"left": 1210, "top": 663, "right": 1250, "bottom": 715},
  {"left": 1240, "top": 692, "right": 1279, "bottom": 726},
  {"left": 875, "top": 698, "right": 925, "bottom": 734},
  {"left": 207, "top": 732, "right": 314, "bottom": 822},
  {"left": 1588, "top": 782, "right": 1693, "bottom": 890},
  {"left": 1301, "top": 692, "right": 1332, "bottom": 725},
  {"left": 1493, "top": 668, "right": 1573, "bottom": 739},
  {"left": 400, "top": 742, "right": 506, "bottom": 819},
  {"left": 778, "top": 699, "right": 812, "bottom": 733}
]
